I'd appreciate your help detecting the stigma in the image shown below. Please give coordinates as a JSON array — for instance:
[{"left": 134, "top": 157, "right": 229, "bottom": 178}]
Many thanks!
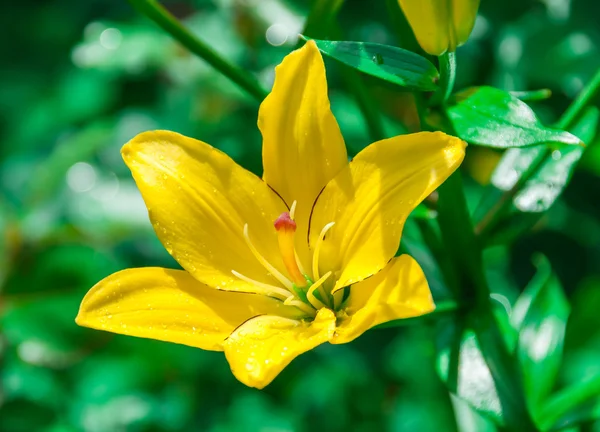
[{"left": 274, "top": 211, "right": 307, "bottom": 287}]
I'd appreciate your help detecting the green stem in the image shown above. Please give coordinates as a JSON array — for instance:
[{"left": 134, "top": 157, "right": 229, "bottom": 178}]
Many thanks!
[
  {"left": 510, "top": 89, "right": 552, "bottom": 102},
  {"left": 301, "top": 0, "right": 346, "bottom": 43},
  {"left": 475, "top": 149, "right": 547, "bottom": 238},
  {"left": 437, "top": 170, "right": 488, "bottom": 301},
  {"left": 127, "top": 0, "right": 267, "bottom": 102},
  {"left": 555, "top": 68, "right": 600, "bottom": 129},
  {"left": 431, "top": 51, "right": 457, "bottom": 106}
]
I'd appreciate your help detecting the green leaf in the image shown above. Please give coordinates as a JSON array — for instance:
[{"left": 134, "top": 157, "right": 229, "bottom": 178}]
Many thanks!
[
  {"left": 301, "top": 36, "right": 439, "bottom": 91},
  {"left": 437, "top": 325, "right": 505, "bottom": 425},
  {"left": 450, "top": 395, "right": 498, "bottom": 432},
  {"left": 512, "top": 107, "right": 599, "bottom": 212},
  {"left": 473, "top": 106, "right": 599, "bottom": 240},
  {"left": 436, "top": 314, "right": 536, "bottom": 430},
  {"left": 446, "top": 86, "right": 582, "bottom": 148},
  {"left": 539, "top": 376, "right": 600, "bottom": 431},
  {"left": 511, "top": 255, "right": 570, "bottom": 423}
]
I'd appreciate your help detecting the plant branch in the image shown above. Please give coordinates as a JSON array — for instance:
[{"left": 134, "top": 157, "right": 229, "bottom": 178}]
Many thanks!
[
  {"left": 431, "top": 52, "right": 456, "bottom": 106},
  {"left": 127, "top": 0, "right": 268, "bottom": 102},
  {"left": 556, "top": 68, "right": 600, "bottom": 129}
]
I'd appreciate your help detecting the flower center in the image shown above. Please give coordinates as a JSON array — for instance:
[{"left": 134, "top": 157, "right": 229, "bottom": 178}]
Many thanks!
[{"left": 231, "top": 201, "right": 337, "bottom": 316}]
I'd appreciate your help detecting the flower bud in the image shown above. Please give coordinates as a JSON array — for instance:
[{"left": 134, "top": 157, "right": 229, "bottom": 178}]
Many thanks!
[{"left": 398, "top": 0, "right": 480, "bottom": 56}]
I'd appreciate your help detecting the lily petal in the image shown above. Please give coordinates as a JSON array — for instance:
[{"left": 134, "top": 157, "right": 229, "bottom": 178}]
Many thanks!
[
  {"left": 259, "top": 40, "right": 347, "bottom": 272},
  {"left": 332, "top": 255, "right": 434, "bottom": 344},
  {"left": 123, "top": 130, "right": 289, "bottom": 292},
  {"left": 223, "top": 308, "right": 336, "bottom": 388},
  {"left": 76, "top": 267, "right": 297, "bottom": 351},
  {"left": 310, "top": 131, "right": 466, "bottom": 292}
]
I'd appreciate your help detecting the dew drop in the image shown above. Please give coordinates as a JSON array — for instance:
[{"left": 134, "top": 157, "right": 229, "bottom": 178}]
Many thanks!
[{"left": 372, "top": 53, "right": 384, "bottom": 65}]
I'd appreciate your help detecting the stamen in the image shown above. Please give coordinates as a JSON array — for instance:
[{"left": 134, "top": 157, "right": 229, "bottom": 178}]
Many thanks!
[
  {"left": 284, "top": 296, "right": 317, "bottom": 316},
  {"left": 312, "top": 222, "right": 335, "bottom": 281},
  {"left": 295, "top": 251, "right": 307, "bottom": 276},
  {"left": 231, "top": 270, "right": 291, "bottom": 301},
  {"left": 333, "top": 289, "right": 346, "bottom": 310},
  {"left": 306, "top": 271, "right": 332, "bottom": 310},
  {"left": 274, "top": 212, "right": 307, "bottom": 287},
  {"left": 243, "top": 224, "right": 294, "bottom": 291}
]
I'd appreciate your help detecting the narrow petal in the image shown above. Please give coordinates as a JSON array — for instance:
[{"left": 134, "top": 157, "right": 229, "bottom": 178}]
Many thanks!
[
  {"left": 122, "top": 130, "right": 288, "bottom": 292},
  {"left": 76, "top": 267, "right": 298, "bottom": 351},
  {"left": 332, "top": 255, "right": 434, "bottom": 344},
  {"left": 223, "top": 308, "right": 336, "bottom": 388},
  {"left": 310, "top": 132, "right": 466, "bottom": 292},
  {"left": 259, "top": 40, "right": 348, "bottom": 272}
]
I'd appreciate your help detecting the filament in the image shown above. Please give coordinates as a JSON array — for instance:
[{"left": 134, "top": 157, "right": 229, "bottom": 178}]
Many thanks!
[
  {"left": 243, "top": 224, "right": 294, "bottom": 291},
  {"left": 284, "top": 296, "right": 317, "bottom": 316},
  {"left": 231, "top": 270, "right": 291, "bottom": 301},
  {"left": 306, "top": 271, "right": 332, "bottom": 309},
  {"left": 333, "top": 289, "right": 346, "bottom": 310},
  {"left": 312, "top": 222, "right": 335, "bottom": 281}
]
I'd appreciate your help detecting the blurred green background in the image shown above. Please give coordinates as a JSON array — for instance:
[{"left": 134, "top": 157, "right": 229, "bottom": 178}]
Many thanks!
[{"left": 2, "top": 0, "right": 600, "bottom": 431}]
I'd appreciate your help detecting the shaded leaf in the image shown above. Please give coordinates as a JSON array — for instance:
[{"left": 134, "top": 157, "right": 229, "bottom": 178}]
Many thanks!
[
  {"left": 302, "top": 36, "right": 439, "bottom": 91},
  {"left": 512, "top": 255, "right": 570, "bottom": 422},
  {"left": 540, "top": 376, "right": 600, "bottom": 431},
  {"left": 446, "top": 87, "right": 582, "bottom": 148}
]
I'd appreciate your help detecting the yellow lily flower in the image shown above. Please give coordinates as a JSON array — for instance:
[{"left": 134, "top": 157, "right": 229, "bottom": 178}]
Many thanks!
[
  {"left": 76, "top": 40, "right": 466, "bottom": 389},
  {"left": 398, "top": 0, "right": 480, "bottom": 56}
]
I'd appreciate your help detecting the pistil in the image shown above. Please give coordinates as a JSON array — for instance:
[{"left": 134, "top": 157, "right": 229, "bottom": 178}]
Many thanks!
[{"left": 274, "top": 212, "right": 307, "bottom": 288}]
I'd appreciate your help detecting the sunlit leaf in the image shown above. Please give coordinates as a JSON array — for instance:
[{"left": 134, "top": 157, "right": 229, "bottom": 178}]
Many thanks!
[
  {"left": 450, "top": 394, "right": 498, "bottom": 432},
  {"left": 513, "top": 107, "right": 599, "bottom": 212},
  {"left": 473, "top": 106, "right": 599, "bottom": 239},
  {"left": 437, "top": 324, "right": 505, "bottom": 425},
  {"left": 302, "top": 36, "right": 439, "bottom": 91},
  {"left": 511, "top": 255, "right": 570, "bottom": 423},
  {"left": 446, "top": 87, "right": 582, "bottom": 148},
  {"left": 436, "top": 313, "right": 537, "bottom": 430}
]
